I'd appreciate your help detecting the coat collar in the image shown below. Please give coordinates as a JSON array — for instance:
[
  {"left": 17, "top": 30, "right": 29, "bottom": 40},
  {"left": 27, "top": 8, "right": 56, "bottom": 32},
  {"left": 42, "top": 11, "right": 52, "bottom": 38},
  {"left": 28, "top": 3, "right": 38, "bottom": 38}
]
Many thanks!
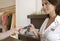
[
  {"left": 54, "top": 15, "right": 60, "bottom": 24},
  {"left": 44, "top": 15, "right": 60, "bottom": 32}
]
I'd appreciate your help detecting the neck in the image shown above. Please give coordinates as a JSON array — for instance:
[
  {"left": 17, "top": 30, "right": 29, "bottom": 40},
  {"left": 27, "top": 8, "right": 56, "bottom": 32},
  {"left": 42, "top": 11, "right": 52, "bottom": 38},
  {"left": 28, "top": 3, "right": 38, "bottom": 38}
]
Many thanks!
[{"left": 49, "top": 11, "right": 56, "bottom": 19}]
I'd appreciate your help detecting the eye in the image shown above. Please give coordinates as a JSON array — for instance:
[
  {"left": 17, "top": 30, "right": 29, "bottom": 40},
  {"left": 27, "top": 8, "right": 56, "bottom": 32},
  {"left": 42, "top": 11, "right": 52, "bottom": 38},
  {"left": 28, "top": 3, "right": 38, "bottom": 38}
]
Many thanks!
[
  {"left": 45, "top": 2, "right": 48, "bottom": 5},
  {"left": 42, "top": 2, "right": 48, "bottom": 6}
]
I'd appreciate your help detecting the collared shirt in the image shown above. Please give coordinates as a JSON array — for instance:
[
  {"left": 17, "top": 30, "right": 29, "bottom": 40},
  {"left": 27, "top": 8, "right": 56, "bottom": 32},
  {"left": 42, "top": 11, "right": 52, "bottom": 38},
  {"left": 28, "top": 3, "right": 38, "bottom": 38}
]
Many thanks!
[{"left": 39, "top": 15, "right": 60, "bottom": 41}]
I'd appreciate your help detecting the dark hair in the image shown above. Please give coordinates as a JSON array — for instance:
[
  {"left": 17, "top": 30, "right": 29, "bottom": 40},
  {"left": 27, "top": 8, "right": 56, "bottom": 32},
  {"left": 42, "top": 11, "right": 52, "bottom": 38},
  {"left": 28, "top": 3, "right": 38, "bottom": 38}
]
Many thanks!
[
  {"left": 48, "top": 0, "right": 60, "bottom": 15},
  {"left": 55, "top": 3, "right": 60, "bottom": 15}
]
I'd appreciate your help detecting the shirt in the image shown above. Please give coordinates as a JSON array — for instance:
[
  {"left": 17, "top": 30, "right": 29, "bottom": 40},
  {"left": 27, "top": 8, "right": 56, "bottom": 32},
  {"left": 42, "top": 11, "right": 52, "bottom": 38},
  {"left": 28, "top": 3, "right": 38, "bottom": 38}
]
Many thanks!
[{"left": 39, "top": 15, "right": 60, "bottom": 41}]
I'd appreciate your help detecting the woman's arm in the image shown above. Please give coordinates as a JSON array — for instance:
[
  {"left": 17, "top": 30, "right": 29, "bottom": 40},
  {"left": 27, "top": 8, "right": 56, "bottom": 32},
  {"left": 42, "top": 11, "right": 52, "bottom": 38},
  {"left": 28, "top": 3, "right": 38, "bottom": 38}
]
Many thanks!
[
  {"left": 0, "top": 28, "right": 15, "bottom": 40},
  {"left": 33, "top": 31, "right": 40, "bottom": 40},
  {"left": 29, "top": 24, "right": 40, "bottom": 40}
]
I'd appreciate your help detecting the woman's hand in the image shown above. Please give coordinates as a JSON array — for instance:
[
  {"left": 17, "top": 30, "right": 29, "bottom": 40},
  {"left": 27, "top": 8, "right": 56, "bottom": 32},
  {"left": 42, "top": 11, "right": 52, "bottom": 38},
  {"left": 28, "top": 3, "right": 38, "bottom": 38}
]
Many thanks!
[
  {"left": 29, "top": 24, "right": 36, "bottom": 32},
  {"left": 16, "top": 26, "right": 24, "bottom": 34}
]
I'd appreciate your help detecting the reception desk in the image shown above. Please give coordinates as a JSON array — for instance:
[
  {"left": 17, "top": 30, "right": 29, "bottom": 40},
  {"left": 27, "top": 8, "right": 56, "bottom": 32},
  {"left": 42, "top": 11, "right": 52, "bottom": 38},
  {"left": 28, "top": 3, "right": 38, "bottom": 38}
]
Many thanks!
[
  {"left": 18, "top": 34, "right": 38, "bottom": 41},
  {"left": 0, "top": 36, "right": 20, "bottom": 41}
]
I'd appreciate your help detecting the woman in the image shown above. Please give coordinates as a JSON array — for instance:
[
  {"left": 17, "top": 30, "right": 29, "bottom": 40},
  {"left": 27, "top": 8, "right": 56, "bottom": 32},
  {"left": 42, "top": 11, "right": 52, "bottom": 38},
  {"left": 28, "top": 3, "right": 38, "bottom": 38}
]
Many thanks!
[
  {"left": 28, "top": 0, "right": 60, "bottom": 41},
  {"left": 1, "top": 0, "right": 60, "bottom": 41}
]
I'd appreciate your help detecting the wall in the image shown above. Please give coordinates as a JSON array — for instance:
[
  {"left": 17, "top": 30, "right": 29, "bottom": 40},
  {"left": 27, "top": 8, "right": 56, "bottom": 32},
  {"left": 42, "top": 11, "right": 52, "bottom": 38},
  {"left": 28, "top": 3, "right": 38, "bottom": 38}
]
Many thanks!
[{"left": 16, "top": 0, "right": 42, "bottom": 27}]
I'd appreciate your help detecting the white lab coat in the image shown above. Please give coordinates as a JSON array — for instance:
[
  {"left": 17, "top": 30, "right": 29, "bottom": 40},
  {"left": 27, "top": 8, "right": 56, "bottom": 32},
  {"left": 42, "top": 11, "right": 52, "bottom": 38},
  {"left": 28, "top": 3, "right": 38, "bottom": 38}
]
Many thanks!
[{"left": 39, "top": 15, "right": 60, "bottom": 41}]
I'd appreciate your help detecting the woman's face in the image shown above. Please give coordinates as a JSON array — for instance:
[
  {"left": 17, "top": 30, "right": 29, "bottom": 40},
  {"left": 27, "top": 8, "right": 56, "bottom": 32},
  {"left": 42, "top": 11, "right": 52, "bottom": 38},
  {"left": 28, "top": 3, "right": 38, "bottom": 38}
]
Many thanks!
[{"left": 42, "top": 0, "right": 55, "bottom": 14}]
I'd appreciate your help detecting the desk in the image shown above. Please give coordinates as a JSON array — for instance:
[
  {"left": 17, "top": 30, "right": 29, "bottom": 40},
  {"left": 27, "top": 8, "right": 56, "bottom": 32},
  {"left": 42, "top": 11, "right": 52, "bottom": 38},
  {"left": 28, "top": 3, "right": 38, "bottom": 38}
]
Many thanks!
[
  {"left": 18, "top": 34, "right": 38, "bottom": 41},
  {"left": 0, "top": 36, "right": 20, "bottom": 41}
]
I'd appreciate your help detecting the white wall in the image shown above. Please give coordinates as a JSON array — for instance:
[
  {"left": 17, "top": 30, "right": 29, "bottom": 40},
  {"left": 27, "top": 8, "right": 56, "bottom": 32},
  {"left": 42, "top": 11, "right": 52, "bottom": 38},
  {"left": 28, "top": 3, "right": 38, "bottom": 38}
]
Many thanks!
[{"left": 16, "top": 0, "right": 42, "bottom": 27}]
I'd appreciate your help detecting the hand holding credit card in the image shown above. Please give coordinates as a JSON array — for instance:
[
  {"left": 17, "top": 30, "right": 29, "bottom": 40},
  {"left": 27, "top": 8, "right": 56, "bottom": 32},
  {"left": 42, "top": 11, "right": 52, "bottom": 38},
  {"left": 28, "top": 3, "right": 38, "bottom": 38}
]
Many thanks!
[{"left": 23, "top": 25, "right": 31, "bottom": 31}]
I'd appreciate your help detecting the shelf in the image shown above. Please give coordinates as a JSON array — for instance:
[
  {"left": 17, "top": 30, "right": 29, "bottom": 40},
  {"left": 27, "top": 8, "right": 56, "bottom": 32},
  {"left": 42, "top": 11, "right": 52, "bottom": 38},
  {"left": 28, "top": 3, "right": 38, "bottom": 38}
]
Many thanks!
[{"left": 28, "top": 14, "right": 48, "bottom": 19}]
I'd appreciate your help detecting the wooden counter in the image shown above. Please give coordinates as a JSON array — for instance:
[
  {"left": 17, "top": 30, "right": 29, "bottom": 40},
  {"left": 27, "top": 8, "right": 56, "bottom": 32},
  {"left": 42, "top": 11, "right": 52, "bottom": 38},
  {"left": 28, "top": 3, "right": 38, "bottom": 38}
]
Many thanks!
[
  {"left": 27, "top": 14, "right": 48, "bottom": 29},
  {"left": 1, "top": 36, "right": 20, "bottom": 41}
]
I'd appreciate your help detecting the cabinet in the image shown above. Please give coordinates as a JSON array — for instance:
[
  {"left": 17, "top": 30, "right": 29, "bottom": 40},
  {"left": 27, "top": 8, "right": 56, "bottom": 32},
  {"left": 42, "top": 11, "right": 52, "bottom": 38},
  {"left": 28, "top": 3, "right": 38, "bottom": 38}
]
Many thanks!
[
  {"left": 0, "top": 5, "right": 16, "bottom": 33},
  {"left": 27, "top": 14, "right": 48, "bottom": 29},
  {"left": 0, "top": 5, "right": 16, "bottom": 39}
]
